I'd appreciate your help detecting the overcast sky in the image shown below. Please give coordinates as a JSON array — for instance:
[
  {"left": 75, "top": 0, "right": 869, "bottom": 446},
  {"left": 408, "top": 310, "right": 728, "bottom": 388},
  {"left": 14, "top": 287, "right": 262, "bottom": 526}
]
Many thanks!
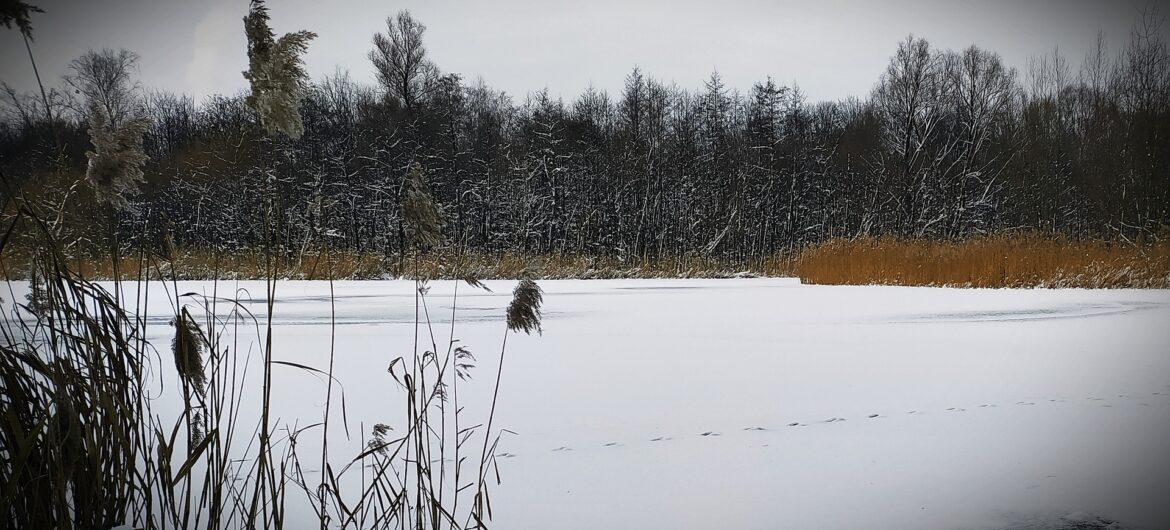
[{"left": 1, "top": 0, "right": 1162, "bottom": 105}]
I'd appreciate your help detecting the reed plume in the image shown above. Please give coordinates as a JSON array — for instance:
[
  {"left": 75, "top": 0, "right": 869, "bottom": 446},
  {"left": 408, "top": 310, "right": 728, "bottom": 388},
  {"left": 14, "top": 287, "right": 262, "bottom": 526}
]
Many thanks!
[
  {"left": 23, "top": 256, "right": 52, "bottom": 317},
  {"left": 243, "top": 0, "right": 316, "bottom": 139},
  {"left": 506, "top": 279, "right": 543, "bottom": 335},
  {"left": 401, "top": 162, "right": 444, "bottom": 251},
  {"left": 171, "top": 307, "right": 207, "bottom": 398},
  {"left": 0, "top": 0, "right": 43, "bottom": 37},
  {"left": 84, "top": 102, "right": 149, "bottom": 209}
]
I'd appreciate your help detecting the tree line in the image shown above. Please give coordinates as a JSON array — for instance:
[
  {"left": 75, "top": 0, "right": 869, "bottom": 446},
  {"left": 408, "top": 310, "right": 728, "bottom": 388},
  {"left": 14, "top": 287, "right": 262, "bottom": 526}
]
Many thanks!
[{"left": 2, "top": 8, "right": 1168, "bottom": 266}]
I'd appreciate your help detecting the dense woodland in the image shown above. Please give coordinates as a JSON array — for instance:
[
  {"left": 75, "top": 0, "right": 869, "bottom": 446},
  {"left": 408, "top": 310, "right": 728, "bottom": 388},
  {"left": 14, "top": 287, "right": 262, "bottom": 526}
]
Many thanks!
[{"left": 2, "top": 9, "right": 1169, "bottom": 266}]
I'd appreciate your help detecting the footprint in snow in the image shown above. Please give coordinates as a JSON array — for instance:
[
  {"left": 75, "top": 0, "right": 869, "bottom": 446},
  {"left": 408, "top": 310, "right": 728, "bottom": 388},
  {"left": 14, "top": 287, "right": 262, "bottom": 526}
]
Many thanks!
[
  {"left": 495, "top": 452, "right": 517, "bottom": 458},
  {"left": 1016, "top": 401, "right": 1036, "bottom": 406},
  {"left": 822, "top": 417, "right": 846, "bottom": 423},
  {"left": 743, "top": 426, "right": 767, "bottom": 431},
  {"left": 979, "top": 404, "right": 996, "bottom": 408},
  {"left": 946, "top": 407, "right": 967, "bottom": 412},
  {"left": 603, "top": 442, "right": 620, "bottom": 447},
  {"left": 699, "top": 431, "right": 720, "bottom": 437},
  {"left": 649, "top": 436, "right": 672, "bottom": 442},
  {"left": 551, "top": 446, "right": 572, "bottom": 452},
  {"left": 787, "top": 422, "right": 802, "bottom": 427},
  {"left": 867, "top": 413, "right": 880, "bottom": 419}
]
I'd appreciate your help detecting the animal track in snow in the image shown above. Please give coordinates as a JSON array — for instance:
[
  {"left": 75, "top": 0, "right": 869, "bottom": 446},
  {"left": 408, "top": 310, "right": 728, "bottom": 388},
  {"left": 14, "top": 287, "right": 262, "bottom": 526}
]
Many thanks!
[{"left": 538, "top": 388, "right": 1162, "bottom": 455}]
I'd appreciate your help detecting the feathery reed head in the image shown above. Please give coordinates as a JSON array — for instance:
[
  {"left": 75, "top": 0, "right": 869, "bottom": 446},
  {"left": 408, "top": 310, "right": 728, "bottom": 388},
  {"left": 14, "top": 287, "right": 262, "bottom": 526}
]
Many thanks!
[
  {"left": 191, "top": 411, "right": 205, "bottom": 447},
  {"left": 368, "top": 423, "right": 392, "bottom": 456},
  {"left": 0, "top": 0, "right": 43, "bottom": 39},
  {"left": 85, "top": 102, "right": 149, "bottom": 209},
  {"left": 171, "top": 307, "right": 207, "bottom": 398},
  {"left": 506, "top": 279, "right": 543, "bottom": 335},
  {"left": 24, "top": 256, "right": 52, "bottom": 318},
  {"left": 243, "top": 0, "right": 316, "bottom": 139},
  {"left": 401, "top": 163, "right": 444, "bottom": 251},
  {"left": 454, "top": 345, "right": 476, "bottom": 380},
  {"left": 463, "top": 277, "right": 493, "bottom": 292}
]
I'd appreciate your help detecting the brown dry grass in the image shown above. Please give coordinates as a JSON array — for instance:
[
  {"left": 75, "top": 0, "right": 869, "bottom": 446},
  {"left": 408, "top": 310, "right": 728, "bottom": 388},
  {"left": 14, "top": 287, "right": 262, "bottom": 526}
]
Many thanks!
[
  {"left": 793, "top": 234, "right": 1170, "bottom": 288},
  {"left": 0, "top": 248, "right": 793, "bottom": 281},
  {"left": 4, "top": 235, "right": 1166, "bottom": 288}
]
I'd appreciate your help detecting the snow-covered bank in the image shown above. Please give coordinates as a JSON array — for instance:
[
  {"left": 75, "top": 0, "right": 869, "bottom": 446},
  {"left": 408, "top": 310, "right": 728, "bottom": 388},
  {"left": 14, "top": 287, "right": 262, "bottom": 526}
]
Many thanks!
[{"left": 19, "top": 278, "right": 1170, "bottom": 529}]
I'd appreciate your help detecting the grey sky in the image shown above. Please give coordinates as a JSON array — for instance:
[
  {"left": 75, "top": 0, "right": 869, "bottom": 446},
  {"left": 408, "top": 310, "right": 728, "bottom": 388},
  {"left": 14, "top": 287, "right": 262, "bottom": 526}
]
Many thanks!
[{"left": 0, "top": 0, "right": 1161, "bottom": 105}]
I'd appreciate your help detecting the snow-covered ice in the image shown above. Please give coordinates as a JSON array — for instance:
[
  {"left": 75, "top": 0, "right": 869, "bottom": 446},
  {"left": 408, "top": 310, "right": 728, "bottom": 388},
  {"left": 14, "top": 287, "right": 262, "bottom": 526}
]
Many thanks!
[{"left": 15, "top": 278, "right": 1170, "bottom": 529}]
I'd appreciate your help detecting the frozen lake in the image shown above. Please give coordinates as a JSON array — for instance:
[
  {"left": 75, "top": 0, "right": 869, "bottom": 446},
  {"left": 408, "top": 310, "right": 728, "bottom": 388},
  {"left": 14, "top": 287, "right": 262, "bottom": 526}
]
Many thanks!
[{"left": 74, "top": 279, "right": 1170, "bottom": 528}]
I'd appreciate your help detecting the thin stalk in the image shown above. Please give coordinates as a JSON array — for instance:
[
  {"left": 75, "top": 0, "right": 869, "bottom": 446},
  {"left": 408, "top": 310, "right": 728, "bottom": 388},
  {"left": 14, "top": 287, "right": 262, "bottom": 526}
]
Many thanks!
[
  {"left": 319, "top": 249, "right": 337, "bottom": 530},
  {"left": 471, "top": 326, "right": 510, "bottom": 528},
  {"left": 249, "top": 162, "right": 278, "bottom": 529},
  {"left": 22, "top": 31, "right": 57, "bottom": 147},
  {"left": 444, "top": 281, "right": 459, "bottom": 527}
]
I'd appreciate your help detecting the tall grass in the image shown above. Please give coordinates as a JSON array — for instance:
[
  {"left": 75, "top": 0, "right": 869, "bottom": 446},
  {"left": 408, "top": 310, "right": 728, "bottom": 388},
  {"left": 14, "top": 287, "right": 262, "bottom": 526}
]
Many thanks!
[
  {"left": 794, "top": 234, "right": 1170, "bottom": 288},
  {"left": 4, "top": 2, "right": 548, "bottom": 527},
  {"left": 1, "top": 217, "right": 148, "bottom": 530},
  {"left": 1, "top": 196, "right": 278, "bottom": 530},
  {"left": 0, "top": 248, "right": 791, "bottom": 281},
  {"left": 2, "top": 173, "right": 544, "bottom": 529}
]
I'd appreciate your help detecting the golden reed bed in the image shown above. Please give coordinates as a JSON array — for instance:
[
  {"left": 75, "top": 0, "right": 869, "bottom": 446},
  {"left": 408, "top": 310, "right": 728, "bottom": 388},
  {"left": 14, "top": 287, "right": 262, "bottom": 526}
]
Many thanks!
[
  {"left": 4, "top": 235, "right": 1167, "bottom": 288},
  {"left": 792, "top": 235, "right": 1170, "bottom": 288}
]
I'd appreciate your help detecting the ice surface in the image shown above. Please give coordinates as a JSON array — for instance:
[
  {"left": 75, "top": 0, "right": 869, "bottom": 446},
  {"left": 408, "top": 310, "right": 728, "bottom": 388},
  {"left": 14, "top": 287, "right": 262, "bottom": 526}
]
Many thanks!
[{"left": 10, "top": 278, "right": 1170, "bottom": 529}]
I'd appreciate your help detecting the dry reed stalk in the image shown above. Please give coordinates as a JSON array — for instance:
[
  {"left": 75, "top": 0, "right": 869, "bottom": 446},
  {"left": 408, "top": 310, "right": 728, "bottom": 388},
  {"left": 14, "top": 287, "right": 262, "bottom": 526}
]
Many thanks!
[
  {"left": 794, "top": 234, "right": 1170, "bottom": 288},
  {"left": 3, "top": 249, "right": 781, "bottom": 280},
  {"left": 9, "top": 235, "right": 1165, "bottom": 287}
]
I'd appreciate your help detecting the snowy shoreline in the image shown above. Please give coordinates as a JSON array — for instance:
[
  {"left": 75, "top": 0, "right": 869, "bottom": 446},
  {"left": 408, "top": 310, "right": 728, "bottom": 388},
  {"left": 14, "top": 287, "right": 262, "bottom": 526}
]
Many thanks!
[{"left": 12, "top": 278, "right": 1170, "bottom": 529}]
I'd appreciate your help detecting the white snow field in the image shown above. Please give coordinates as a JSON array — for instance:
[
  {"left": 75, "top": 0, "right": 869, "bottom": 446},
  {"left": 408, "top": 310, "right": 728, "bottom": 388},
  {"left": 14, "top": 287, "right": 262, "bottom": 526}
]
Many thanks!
[{"left": 33, "top": 279, "right": 1170, "bottom": 529}]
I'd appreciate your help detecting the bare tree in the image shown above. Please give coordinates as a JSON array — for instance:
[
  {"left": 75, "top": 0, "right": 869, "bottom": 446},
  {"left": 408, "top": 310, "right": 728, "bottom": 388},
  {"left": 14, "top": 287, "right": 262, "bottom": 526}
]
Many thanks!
[
  {"left": 64, "top": 48, "right": 142, "bottom": 125},
  {"left": 1080, "top": 30, "right": 1112, "bottom": 105},
  {"left": 1116, "top": 5, "right": 1170, "bottom": 114},
  {"left": 941, "top": 45, "right": 1021, "bottom": 234},
  {"left": 369, "top": 10, "right": 437, "bottom": 111},
  {"left": 873, "top": 35, "right": 946, "bottom": 232},
  {"left": 620, "top": 66, "right": 646, "bottom": 144},
  {"left": 1, "top": 82, "right": 36, "bottom": 129},
  {"left": 1027, "top": 47, "right": 1070, "bottom": 104}
]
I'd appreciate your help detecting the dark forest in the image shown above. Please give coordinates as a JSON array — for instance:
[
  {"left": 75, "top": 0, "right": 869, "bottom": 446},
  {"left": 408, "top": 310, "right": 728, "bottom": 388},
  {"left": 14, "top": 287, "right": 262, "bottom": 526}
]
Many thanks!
[{"left": 3, "top": 10, "right": 1168, "bottom": 265}]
